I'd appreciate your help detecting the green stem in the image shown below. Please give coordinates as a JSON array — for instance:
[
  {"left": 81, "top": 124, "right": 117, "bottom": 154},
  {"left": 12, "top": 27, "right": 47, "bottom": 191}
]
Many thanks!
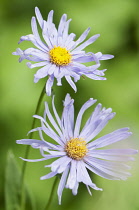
[
  {"left": 20, "top": 85, "right": 46, "bottom": 210},
  {"left": 44, "top": 176, "right": 59, "bottom": 210}
]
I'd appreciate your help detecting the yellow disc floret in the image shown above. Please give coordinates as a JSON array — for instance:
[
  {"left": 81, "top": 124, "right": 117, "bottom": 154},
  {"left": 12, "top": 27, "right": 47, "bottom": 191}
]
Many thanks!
[
  {"left": 65, "top": 138, "right": 88, "bottom": 160},
  {"left": 49, "top": 46, "right": 71, "bottom": 66}
]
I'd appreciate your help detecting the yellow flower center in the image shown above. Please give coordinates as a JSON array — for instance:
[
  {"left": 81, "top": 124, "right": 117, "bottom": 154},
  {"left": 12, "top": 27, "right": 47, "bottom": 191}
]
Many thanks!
[
  {"left": 65, "top": 138, "right": 88, "bottom": 160},
  {"left": 49, "top": 46, "right": 71, "bottom": 66}
]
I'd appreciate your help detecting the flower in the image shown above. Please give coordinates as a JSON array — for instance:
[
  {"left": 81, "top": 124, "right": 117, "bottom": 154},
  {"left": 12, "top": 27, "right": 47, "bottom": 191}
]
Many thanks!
[
  {"left": 17, "top": 94, "right": 138, "bottom": 204},
  {"left": 13, "top": 7, "right": 114, "bottom": 96}
]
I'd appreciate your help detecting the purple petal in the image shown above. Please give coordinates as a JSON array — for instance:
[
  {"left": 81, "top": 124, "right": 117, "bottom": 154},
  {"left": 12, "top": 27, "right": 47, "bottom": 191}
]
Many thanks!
[
  {"left": 57, "top": 165, "right": 70, "bottom": 205},
  {"left": 65, "top": 75, "right": 77, "bottom": 92},
  {"left": 27, "top": 61, "right": 48, "bottom": 69},
  {"left": 35, "top": 7, "right": 44, "bottom": 28},
  {"left": 95, "top": 52, "right": 114, "bottom": 60},
  {"left": 71, "top": 27, "right": 91, "bottom": 50},
  {"left": 20, "top": 155, "right": 54, "bottom": 162},
  {"left": 52, "top": 96, "right": 62, "bottom": 127},
  {"left": 88, "top": 128, "right": 132, "bottom": 149},
  {"left": 72, "top": 181, "right": 79, "bottom": 195},
  {"left": 66, "top": 160, "right": 77, "bottom": 189},
  {"left": 72, "top": 34, "right": 100, "bottom": 52},
  {"left": 85, "top": 112, "right": 116, "bottom": 143},
  {"left": 34, "top": 64, "right": 51, "bottom": 82},
  {"left": 16, "top": 139, "right": 48, "bottom": 149},
  {"left": 50, "top": 156, "right": 69, "bottom": 172},
  {"left": 40, "top": 171, "right": 57, "bottom": 180},
  {"left": 77, "top": 161, "right": 102, "bottom": 190},
  {"left": 85, "top": 157, "right": 131, "bottom": 180},
  {"left": 61, "top": 96, "right": 74, "bottom": 140},
  {"left": 62, "top": 19, "right": 72, "bottom": 40},
  {"left": 44, "top": 102, "right": 63, "bottom": 137},
  {"left": 58, "top": 14, "right": 67, "bottom": 36},
  {"left": 88, "top": 151, "right": 135, "bottom": 162},
  {"left": 45, "top": 75, "right": 54, "bottom": 96},
  {"left": 31, "top": 16, "right": 48, "bottom": 51},
  {"left": 74, "top": 98, "right": 97, "bottom": 138}
]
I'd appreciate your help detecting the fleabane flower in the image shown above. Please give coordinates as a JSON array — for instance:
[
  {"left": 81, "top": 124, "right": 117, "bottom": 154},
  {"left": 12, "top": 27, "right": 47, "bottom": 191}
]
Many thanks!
[
  {"left": 13, "top": 7, "right": 114, "bottom": 96},
  {"left": 17, "top": 94, "right": 138, "bottom": 204}
]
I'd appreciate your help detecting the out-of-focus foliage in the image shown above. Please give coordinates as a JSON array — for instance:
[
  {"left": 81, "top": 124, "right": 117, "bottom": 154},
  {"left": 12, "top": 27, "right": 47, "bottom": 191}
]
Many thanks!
[
  {"left": 5, "top": 151, "right": 36, "bottom": 210},
  {"left": 0, "top": 0, "right": 139, "bottom": 209}
]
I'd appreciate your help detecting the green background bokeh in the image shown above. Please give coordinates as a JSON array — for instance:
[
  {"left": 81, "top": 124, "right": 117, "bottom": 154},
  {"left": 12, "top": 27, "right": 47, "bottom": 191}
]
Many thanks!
[{"left": 0, "top": 0, "right": 139, "bottom": 209}]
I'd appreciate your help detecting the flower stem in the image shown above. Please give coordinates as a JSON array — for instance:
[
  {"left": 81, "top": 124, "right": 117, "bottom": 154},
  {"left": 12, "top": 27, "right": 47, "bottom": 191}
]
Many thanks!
[
  {"left": 20, "top": 85, "right": 46, "bottom": 210},
  {"left": 44, "top": 176, "right": 59, "bottom": 210}
]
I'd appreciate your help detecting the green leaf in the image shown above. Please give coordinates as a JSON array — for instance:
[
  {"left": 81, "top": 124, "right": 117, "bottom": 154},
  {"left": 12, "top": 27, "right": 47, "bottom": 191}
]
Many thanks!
[{"left": 5, "top": 150, "right": 36, "bottom": 210}]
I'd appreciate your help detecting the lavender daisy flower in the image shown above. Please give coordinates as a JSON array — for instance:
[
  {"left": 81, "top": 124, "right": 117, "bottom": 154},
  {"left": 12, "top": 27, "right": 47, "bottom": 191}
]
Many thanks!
[
  {"left": 17, "top": 94, "right": 137, "bottom": 204},
  {"left": 13, "top": 7, "right": 114, "bottom": 96}
]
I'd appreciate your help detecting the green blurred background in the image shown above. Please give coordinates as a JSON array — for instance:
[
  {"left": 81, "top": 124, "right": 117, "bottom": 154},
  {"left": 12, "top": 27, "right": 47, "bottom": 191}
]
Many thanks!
[{"left": 0, "top": 0, "right": 139, "bottom": 209}]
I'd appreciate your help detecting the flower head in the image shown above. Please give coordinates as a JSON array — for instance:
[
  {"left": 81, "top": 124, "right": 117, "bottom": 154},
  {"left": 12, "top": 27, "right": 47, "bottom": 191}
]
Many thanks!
[
  {"left": 13, "top": 7, "right": 114, "bottom": 96},
  {"left": 17, "top": 94, "right": 137, "bottom": 204}
]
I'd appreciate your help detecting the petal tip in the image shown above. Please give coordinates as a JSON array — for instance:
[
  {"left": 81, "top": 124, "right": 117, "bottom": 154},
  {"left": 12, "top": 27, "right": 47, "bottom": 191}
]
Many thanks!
[{"left": 26, "top": 62, "right": 32, "bottom": 68}]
